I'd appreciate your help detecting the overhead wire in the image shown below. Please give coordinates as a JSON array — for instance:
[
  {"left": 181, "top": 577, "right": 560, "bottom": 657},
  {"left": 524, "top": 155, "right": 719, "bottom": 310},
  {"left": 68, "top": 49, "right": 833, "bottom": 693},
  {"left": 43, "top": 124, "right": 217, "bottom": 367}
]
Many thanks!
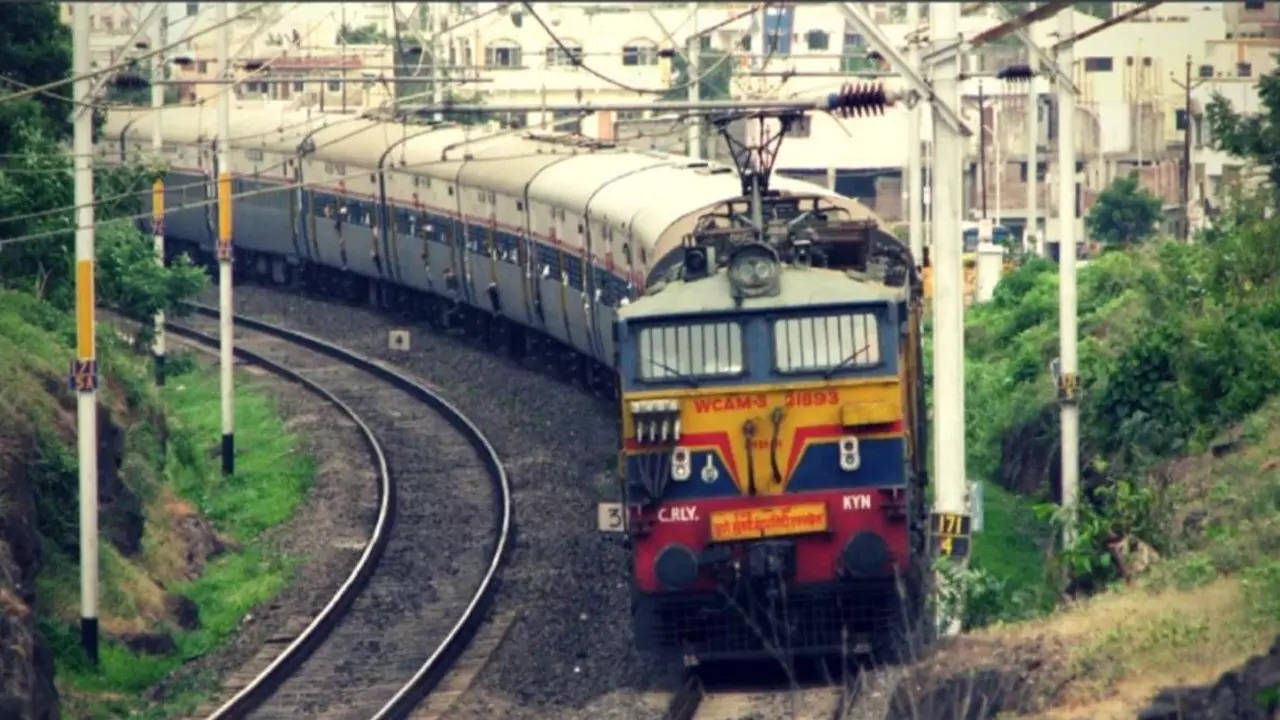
[
  {"left": 521, "top": 2, "right": 751, "bottom": 96},
  {"left": 0, "top": 106, "right": 618, "bottom": 250},
  {"left": 0, "top": 80, "right": 466, "bottom": 234},
  {"left": 0, "top": 72, "right": 629, "bottom": 244},
  {"left": 0, "top": 2, "right": 271, "bottom": 107}
]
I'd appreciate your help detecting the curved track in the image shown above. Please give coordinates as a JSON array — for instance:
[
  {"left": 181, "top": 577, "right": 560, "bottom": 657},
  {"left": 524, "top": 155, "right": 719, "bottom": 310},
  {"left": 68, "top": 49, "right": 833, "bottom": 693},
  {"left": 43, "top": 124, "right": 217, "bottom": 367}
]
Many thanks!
[{"left": 168, "top": 304, "right": 512, "bottom": 719}]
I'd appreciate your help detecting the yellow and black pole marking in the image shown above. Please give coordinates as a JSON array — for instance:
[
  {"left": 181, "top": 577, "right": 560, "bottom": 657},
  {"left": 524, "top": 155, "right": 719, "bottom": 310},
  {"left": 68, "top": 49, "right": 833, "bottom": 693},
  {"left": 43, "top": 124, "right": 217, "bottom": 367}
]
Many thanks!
[
  {"left": 217, "top": 168, "right": 234, "bottom": 475},
  {"left": 72, "top": 1, "right": 99, "bottom": 665},
  {"left": 153, "top": 177, "right": 166, "bottom": 385}
]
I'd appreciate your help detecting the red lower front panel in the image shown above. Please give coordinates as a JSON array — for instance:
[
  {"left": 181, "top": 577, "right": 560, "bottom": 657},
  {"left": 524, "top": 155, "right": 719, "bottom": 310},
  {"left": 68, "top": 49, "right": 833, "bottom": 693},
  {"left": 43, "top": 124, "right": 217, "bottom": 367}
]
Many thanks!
[{"left": 630, "top": 487, "right": 909, "bottom": 593}]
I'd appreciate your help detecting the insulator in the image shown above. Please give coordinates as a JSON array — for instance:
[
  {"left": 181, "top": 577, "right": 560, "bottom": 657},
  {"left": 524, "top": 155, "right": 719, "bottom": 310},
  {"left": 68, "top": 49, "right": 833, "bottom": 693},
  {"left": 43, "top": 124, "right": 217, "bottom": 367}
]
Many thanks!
[
  {"left": 826, "top": 82, "right": 889, "bottom": 119},
  {"left": 997, "top": 64, "right": 1035, "bottom": 82}
]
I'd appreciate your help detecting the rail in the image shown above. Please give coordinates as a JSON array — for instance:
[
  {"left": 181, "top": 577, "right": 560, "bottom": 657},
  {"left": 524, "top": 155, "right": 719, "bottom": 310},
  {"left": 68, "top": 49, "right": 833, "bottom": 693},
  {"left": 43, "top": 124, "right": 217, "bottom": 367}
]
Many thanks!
[{"left": 172, "top": 302, "right": 512, "bottom": 719}]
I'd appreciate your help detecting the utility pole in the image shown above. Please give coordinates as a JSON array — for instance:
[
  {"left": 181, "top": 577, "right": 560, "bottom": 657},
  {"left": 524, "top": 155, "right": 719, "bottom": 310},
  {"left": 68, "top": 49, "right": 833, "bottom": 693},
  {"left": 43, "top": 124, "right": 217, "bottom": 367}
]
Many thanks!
[
  {"left": 1027, "top": 59, "right": 1038, "bottom": 255},
  {"left": 686, "top": 1, "right": 700, "bottom": 159},
  {"left": 151, "top": 1, "right": 166, "bottom": 385},
  {"left": 72, "top": 2, "right": 99, "bottom": 666},
  {"left": 978, "top": 81, "right": 988, "bottom": 219},
  {"left": 929, "top": 0, "right": 969, "bottom": 636},
  {"left": 906, "top": 1, "right": 924, "bottom": 267},
  {"left": 217, "top": 2, "right": 235, "bottom": 476},
  {"left": 341, "top": 3, "right": 348, "bottom": 113},
  {"left": 1055, "top": 8, "right": 1079, "bottom": 546},
  {"left": 1170, "top": 55, "right": 1203, "bottom": 242}
]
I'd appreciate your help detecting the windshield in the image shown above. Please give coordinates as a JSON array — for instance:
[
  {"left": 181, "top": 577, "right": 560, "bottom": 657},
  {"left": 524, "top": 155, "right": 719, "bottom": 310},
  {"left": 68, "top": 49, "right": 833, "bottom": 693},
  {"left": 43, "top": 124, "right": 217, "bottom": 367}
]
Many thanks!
[
  {"left": 773, "top": 312, "right": 882, "bottom": 374},
  {"left": 635, "top": 321, "right": 743, "bottom": 382}
]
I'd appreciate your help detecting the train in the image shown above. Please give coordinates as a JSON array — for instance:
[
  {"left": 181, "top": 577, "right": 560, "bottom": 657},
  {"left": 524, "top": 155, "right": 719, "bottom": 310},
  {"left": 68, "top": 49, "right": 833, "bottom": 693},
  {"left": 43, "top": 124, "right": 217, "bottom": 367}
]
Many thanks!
[{"left": 100, "top": 101, "right": 929, "bottom": 665}]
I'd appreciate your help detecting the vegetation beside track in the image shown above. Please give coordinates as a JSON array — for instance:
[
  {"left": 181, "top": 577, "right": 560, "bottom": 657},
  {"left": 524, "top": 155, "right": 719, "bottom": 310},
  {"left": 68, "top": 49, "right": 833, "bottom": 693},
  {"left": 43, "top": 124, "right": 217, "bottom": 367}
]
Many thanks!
[
  {"left": 0, "top": 288, "right": 314, "bottom": 719},
  {"left": 954, "top": 183, "right": 1280, "bottom": 628}
]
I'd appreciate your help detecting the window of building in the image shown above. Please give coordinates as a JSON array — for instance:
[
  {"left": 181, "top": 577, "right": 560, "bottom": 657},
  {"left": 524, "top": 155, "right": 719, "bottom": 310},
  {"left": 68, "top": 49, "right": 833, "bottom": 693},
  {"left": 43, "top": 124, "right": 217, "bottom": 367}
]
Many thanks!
[
  {"left": 1244, "top": 0, "right": 1265, "bottom": 9},
  {"left": 699, "top": 35, "right": 711, "bottom": 51},
  {"left": 1143, "top": 57, "right": 1152, "bottom": 66},
  {"left": 1200, "top": 64, "right": 1214, "bottom": 78},
  {"left": 545, "top": 42, "right": 582, "bottom": 67},
  {"left": 197, "top": 60, "right": 208, "bottom": 74},
  {"left": 1176, "top": 108, "right": 1188, "bottom": 130},
  {"left": 843, "top": 32, "right": 863, "bottom": 49},
  {"left": 740, "top": 35, "right": 752, "bottom": 51},
  {"left": 637, "top": 322, "right": 743, "bottom": 381},
  {"left": 327, "top": 79, "right": 340, "bottom": 91},
  {"left": 1238, "top": 61, "right": 1253, "bottom": 77},
  {"left": 621, "top": 40, "right": 658, "bottom": 66},
  {"left": 186, "top": 2, "right": 198, "bottom": 17},
  {"left": 806, "top": 29, "right": 829, "bottom": 51},
  {"left": 1083, "top": 57, "right": 1113, "bottom": 72},
  {"left": 293, "top": 80, "right": 304, "bottom": 91},
  {"left": 484, "top": 41, "right": 522, "bottom": 68}
]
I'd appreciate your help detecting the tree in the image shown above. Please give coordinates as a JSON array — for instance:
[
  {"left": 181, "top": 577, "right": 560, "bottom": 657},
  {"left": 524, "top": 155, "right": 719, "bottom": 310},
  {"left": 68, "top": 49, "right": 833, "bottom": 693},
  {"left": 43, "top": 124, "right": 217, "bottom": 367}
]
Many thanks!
[
  {"left": 0, "top": 1, "right": 72, "bottom": 155},
  {"left": 336, "top": 22, "right": 389, "bottom": 45},
  {"left": 1205, "top": 65, "right": 1280, "bottom": 193},
  {"left": 1085, "top": 172, "right": 1162, "bottom": 247}
]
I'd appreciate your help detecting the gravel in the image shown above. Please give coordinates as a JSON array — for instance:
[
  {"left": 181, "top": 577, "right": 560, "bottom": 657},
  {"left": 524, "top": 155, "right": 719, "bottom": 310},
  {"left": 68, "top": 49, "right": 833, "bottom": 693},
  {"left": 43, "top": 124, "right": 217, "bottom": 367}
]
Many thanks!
[
  {"left": 155, "top": 332, "right": 381, "bottom": 716},
  {"left": 217, "top": 284, "right": 684, "bottom": 718}
]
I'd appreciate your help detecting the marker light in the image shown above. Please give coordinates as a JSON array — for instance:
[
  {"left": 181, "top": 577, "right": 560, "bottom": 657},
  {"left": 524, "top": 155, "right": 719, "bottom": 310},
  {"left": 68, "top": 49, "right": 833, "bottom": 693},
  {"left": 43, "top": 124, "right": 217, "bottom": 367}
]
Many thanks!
[
  {"left": 839, "top": 435, "right": 861, "bottom": 471},
  {"left": 671, "top": 447, "right": 691, "bottom": 481}
]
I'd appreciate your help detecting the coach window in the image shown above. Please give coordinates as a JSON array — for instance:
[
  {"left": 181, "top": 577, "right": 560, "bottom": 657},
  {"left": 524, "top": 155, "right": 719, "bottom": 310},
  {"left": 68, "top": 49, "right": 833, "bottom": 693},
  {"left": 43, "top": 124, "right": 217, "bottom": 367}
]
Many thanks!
[
  {"left": 772, "top": 311, "right": 882, "bottom": 375},
  {"left": 636, "top": 321, "right": 743, "bottom": 381}
]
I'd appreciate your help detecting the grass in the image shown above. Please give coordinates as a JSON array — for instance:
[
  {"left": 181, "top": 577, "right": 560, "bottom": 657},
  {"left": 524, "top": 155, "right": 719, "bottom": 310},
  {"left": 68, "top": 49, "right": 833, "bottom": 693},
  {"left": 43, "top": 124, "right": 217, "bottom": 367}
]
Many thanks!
[
  {"left": 972, "top": 481, "right": 1051, "bottom": 597},
  {"left": 969, "top": 395, "right": 1280, "bottom": 718},
  {"left": 37, "top": 350, "right": 313, "bottom": 719}
]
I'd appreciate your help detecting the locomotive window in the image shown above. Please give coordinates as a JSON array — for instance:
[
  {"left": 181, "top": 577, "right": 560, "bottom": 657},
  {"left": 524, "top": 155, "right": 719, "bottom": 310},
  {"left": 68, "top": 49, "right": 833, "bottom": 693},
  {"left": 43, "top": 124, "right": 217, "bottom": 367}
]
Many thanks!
[
  {"left": 637, "top": 322, "right": 743, "bottom": 381},
  {"left": 773, "top": 312, "right": 881, "bottom": 374}
]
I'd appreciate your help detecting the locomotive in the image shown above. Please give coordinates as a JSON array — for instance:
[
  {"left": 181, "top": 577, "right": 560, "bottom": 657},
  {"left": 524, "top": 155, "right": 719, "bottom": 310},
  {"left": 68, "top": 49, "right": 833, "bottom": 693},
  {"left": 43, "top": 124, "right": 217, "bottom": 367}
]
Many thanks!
[{"left": 100, "top": 101, "right": 927, "bottom": 664}]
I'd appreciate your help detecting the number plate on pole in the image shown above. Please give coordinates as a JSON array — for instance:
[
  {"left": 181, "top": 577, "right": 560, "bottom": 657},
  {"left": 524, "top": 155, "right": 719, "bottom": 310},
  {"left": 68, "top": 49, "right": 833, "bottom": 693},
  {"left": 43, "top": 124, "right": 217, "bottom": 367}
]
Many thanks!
[
  {"left": 597, "top": 502, "right": 625, "bottom": 533},
  {"left": 931, "top": 511, "right": 972, "bottom": 558},
  {"left": 69, "top": 359, "right": 98, "bottom": 392}
]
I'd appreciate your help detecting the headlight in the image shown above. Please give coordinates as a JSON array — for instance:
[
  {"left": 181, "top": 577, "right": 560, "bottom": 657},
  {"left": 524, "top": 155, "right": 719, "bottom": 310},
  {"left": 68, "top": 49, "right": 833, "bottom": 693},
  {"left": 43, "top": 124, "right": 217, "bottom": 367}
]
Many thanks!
[{"left": 728, "top": 245, "right": 780, "bottom": 297}]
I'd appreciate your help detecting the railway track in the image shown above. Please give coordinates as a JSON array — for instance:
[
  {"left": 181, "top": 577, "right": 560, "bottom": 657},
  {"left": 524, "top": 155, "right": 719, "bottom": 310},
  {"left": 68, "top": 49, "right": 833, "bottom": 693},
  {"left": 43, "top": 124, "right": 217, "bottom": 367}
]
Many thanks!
[{"left": 163, "top": 304, "right": 512, "bottom": 719}]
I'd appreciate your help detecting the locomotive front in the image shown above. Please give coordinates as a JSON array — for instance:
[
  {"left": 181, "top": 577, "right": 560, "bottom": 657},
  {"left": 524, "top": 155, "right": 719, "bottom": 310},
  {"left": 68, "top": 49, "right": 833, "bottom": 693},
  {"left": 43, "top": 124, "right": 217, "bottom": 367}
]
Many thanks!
[{"left": 613, "top": 194, "right": 927, "bottom": 664}]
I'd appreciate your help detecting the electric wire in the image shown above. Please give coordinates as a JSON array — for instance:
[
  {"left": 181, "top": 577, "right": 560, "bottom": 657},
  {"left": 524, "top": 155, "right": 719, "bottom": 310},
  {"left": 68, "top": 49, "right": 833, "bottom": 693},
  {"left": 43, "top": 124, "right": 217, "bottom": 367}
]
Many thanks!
[
  {"left": 0, "top": 146, "right": 571, "bottom": 249},
  {"left": 521, "top": 2, "right": 749, "bottom": 96},
  {"left": 0, "top": 97, "right": 609, "bottom": 247},
  {"left": 0, "top": 2, "right": 271, "bottom": 107}
]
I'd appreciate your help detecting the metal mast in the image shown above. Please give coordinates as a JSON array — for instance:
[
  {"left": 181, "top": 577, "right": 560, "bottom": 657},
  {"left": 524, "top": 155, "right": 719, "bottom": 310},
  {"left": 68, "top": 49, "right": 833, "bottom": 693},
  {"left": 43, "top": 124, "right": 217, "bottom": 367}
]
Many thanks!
[
  {"left": 1055, "top": 8, "right": 1079, "bottom": 545},
  {"left": 72, "top": 1, "right": 100, "bottom": 666},
  {"left": 929, "top": 0, "right": 968, "bottom": 635},
  {"left": 906, "top": 2, "right": 923, "bottom": 267},
  {"left": 687, "top": 1, "right": 701, "bottom": 159},
  {"left": 152, "top": 1, "right": 167, "bottom": 384},
  {"left": 217, "top": 1, "right": 235, "bottom": 475}
]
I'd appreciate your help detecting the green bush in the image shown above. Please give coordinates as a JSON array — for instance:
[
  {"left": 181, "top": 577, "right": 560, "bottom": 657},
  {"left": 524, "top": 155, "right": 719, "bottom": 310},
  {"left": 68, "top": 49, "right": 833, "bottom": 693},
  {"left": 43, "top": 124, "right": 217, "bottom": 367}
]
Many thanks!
[{"left": 963, "top": 187, "right": 1280, "bottom": 597}]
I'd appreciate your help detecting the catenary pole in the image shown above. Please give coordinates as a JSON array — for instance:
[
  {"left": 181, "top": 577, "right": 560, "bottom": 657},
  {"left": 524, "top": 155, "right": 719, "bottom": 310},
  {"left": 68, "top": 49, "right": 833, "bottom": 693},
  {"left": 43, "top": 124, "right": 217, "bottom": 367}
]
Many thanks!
[
  {"left": 1056, "top": 8, "right": 1079, "bottom": 545},
  {"left": 1027, "top": 55, "right": 1039, "bottom": 255},
  {"left": 72, "top": 2, "right": 100, "bottom": 665},
  {"left": 978, "top": 81, "right": 988, "bottom": 219},
  {"left": 686, "top": 1, "right": 700, "bottom": 159},
  {"left": 151, "top": 1, "right": 166, "bottom": 385},
  {"left": 217, "top": 2, "right": 235, "bottom": 476},
  {"left": 929, "top": 0, "right": 968, "bottom": 636},
  {"left": 906, "top": 1, "right": 923, "bottom": 268}
]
